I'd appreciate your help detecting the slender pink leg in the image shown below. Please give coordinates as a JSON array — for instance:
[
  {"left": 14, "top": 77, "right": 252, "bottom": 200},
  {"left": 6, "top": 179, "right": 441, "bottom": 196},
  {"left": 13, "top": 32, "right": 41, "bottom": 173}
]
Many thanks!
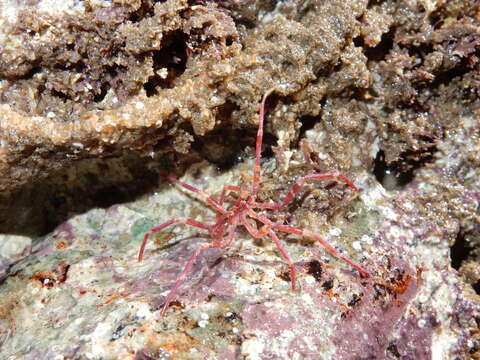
[
  {"left": 159, "top": 219, "right": 238, "bottom": 316},
  {"left": 252, "top": 172, "right": 359, "bottom": 210},
  {"left": 241, "top": 212, "right": 296, "bottom": 289},
  {"left": 305, "top": 173, "right": 358, "bottom": 192},
  {"left": 164, "top": 175, "right": 230, "bottom": 216},
  {"left": 138, "top": 218, "right": 211, "bottom": 262},
  {"left": 268, "top": 229, "right": 297, "bottom": 291},
  {"left": 246, "top": 208, "right": 274, "bottom": 227},
  {"left": 252, "top": 88, "right": 276, "bottom": 196},
  {"left": 215, "top": 217, "right": 239, "bottom": 248},
  {"left": 159, "top": 244, "right": 212, "bottom": 317},
  {"left": 212, "top": 186, "right": 240, "bottom": 230},
  {"left": 219, "top": 185, "right": 241, "bottom": 204},
  {"left": 240, "top": 214, "right": 270, "bottom": 239},
  {"left": 210, "top": 215, "right": 230, "bottom": 240},
  {"left": 274, "top": 224, "right": 370, "bottom": 277}
]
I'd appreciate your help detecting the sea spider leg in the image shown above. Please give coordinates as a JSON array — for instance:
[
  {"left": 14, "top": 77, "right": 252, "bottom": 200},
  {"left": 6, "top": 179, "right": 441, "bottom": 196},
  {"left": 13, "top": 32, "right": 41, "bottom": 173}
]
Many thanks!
[
  {"left": 252, "top": 88, "right": 276, "bottom": 196},
  {"left": 274, "top": 224, "right": 370, "bottom": 277},
  {"left": 252, "top": 172, "right": 358, "bottom": 210},
  {"left": 247, "top": 200, "right": 368, "bottom": 278},
  {"left": 240, "top": 211, "right": 297, "bottom": 290},
  {"left": 164, "top": 175, "right": 229, "bottom": 216},
  {"left": 305, "top": 173, "right": 358, "bottom": 192},
  {"left": 268, "top": 229, "right": 297, "bottom": 291},
  {"left": 138, "top": 218, "right": 211, "bottom": 262},
  {"left": 159, "top": 218, "right": 238, "bottom": 316},
  {"left": 219, "top": 185, "right": 241, "bottom": 204},
  {"left": 240, "top": 214, "right": 270, "bottom": 239}
]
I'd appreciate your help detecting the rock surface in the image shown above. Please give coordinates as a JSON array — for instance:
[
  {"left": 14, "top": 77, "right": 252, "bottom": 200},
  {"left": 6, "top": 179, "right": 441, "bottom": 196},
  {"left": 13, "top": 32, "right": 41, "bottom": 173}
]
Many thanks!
[{"left": 0, "top": 151, "right": 478, "bottom": 358}]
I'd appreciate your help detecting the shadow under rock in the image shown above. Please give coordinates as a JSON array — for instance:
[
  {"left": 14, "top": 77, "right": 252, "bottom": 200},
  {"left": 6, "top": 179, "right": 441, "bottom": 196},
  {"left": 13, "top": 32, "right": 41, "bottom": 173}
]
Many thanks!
[{"left": 0, "top": 152, "right": 161, "bottom": 237}]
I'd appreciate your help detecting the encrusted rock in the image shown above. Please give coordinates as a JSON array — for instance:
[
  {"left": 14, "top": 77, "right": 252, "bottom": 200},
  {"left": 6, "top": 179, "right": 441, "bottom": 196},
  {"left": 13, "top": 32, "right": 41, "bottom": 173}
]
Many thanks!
[{"left": 0, "top": 0, "right": 479, "bottom": 359}]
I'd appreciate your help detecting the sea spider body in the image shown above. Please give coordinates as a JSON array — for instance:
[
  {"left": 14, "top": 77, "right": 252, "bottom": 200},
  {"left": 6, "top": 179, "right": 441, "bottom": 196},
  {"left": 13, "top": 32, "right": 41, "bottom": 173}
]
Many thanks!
[{"left": 139, "top": 89, "right": 370, "bottom": 316}]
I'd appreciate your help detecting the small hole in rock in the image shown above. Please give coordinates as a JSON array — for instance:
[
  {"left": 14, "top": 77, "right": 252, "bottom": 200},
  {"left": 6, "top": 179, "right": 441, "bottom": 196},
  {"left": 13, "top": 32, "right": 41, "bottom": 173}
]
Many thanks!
[
  {"left": 322, "top": 279, "right": 334, "bottom": 291},
  {"left": 128, "top": 2, "right": 156, "bottom": 23},
  {"left": 353, "top": 36, "right": 364, "bottom": 48},
  {"left": 386, "top": 343, "right": 401, "bottom": 358},
  {"left": 93, "top": 83, "right": 109, "bottom": 103},
  {"left": 144, "top": 31, "right": 188, "bottom": 96},
  {"left": 298, "top": 115, "right": 318, "bottom": 139},
  {"left": 51, "top": 89, "right": 70, "bottom": 101},
  {"left": 472, "top": 280, "right": 480, "bottom": 294},
  {"left": 373, "top": 139, "right": 437, "bottom": 190},
  {"left": 306, "top": 260, "right": 323, "bottom": 282},
  {"left": 362, "top": 26, "right": 395, "bottom": 62},
  {"left": 450, "top": 232, "right": 472, "bottom": 270}
]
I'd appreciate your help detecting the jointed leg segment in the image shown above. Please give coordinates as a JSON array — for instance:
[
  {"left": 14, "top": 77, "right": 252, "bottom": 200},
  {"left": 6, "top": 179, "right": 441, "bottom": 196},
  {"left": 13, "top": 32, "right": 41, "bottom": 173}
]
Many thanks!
[
  {"left": 138, "top": 218, "right": 211, "bottom": 262},
  {"left": 220, "top": 185, "right": 241, "bottom": 204},
  {"left": 164, "top": 175, "right": 229, "bottom": 216},
  {"left": 268, "top": 229, "right": 297, "bottom": 291},
  {"left": 159, "top": 219, "right": 238, "bottom": 316},
  {"left": 252, "top": 172, "right": 359, "bottom": 210},
  {"left": 274, "top": 224, "right": 370, "bottom": 277}
]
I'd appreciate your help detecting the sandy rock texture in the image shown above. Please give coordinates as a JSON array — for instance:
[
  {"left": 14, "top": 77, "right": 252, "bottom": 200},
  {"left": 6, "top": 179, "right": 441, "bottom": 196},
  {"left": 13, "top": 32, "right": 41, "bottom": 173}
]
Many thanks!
[{"left": 0, "top": 0, "right": 479, "bottom": 359}]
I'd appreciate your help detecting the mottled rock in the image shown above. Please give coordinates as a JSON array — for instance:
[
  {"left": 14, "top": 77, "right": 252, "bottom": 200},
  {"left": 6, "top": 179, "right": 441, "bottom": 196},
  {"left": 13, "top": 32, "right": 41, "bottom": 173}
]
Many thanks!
[
  {"left": 1, "top": 0, "right": 479, "bottom": 359},
  {"left": 0, "top": 150, "right": 478, "bottom": 358}
]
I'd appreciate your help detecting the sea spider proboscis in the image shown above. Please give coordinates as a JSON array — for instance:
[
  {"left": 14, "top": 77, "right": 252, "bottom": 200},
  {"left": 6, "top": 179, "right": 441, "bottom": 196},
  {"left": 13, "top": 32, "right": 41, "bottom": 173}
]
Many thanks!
[{"left": 138, "top": 89, "right": 370, "bottom": 316}]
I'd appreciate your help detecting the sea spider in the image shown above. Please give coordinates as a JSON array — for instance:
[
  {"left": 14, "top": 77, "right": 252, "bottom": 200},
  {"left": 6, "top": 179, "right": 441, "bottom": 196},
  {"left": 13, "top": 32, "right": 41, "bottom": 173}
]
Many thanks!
[{"left": 138, "top": 89, "right": 370, "bottom": 316}]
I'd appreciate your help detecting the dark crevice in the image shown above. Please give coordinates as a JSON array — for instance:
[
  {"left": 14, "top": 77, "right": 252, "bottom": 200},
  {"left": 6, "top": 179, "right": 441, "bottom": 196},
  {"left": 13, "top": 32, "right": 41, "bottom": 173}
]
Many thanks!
[
  {"left": 51, "top": 89, "right": 70, "bottom": 101},
  {"left": 103, "top": 64, "right": 126, "bottom": 102},
  {"left": 427, "top": 59, "right": 479, "bottom": 93},
  {"left": 127, "top": 1, "right": 156, "bottom": 23},
  {"left": 355, "top": 26, "right": 395, "bottom": 62},
  {"left": 193, "top": 129, "right": 251, "bottom": 172},
  {"left": 90, "top": 172, "right": 157, "bottom": 209},
  {"left": 405, "top": 43, "right": 434, "bottom": 60},
  {"left": 189, "top": 101, "right": 247, "bottom": 171},
  {"left": 315, "top": 62, "right": 341, "bottom": 79},
  {"left": 192, "top": 94, "right": 280, "bottom": 171},
  {"left": 93, "top": 83, "right": 109, "bottom": 103},
  {"left": 0, "top": 152, "right": 161, "bottom": 236},
  {"left": 352, "top": 36, "right": 363, "bottom": 48},
  {"left": 386, "top": 343, "right": 401, "bottom": 358},
  {"left": 261, "top": 140, "right": 275, "bottom": 160},
  {"left": 194, "top": 124, "right": 276, "bottom": 172},
  {"left": 10, "top": 65, "right": 42, "bottom": 81},
  {"left": 296, "top": 96, "right": 325, "bottom": 146},
  {"left": 144, "top": 31, "right": 189, "bottom": 96},
  {"left": 73, "top": 61, "right": 87, "bottom": 73},
  {"left": 472, "top": 280, "right": 480, "bottom": 294},
  {"left": 372, "top": 150, "right": 400, "bottom": 188},
  {"left": 87, "top": 173, "right": 160, "bottom": 209},
  {"left": 298, "top": 115, "right": 319, "bottom": 140},
  {"left": 306, "top": 260, "right": 323, "bottom": 282},
  {"left": 373, "top": 140, "right": 437, "bottom": 189},
  {"left": 450, "top": 232, "right": 472, "bottom": 270},
  {"left": 322, "top": 279, "right": 334, "bottom": 291},
  {"left": 233, "top": 18, "right": 257, "bottom": 30},
  {"left": 366, "top": 0, "right": 387, "bottom": 9}
]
